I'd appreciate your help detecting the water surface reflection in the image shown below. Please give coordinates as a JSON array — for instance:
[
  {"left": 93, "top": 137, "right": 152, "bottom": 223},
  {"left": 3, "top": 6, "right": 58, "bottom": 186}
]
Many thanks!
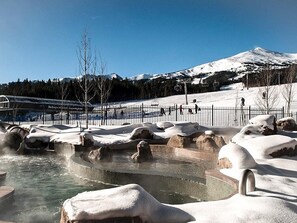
[{"left": 0, "top": 154, "right": 198, "bottom": 223}]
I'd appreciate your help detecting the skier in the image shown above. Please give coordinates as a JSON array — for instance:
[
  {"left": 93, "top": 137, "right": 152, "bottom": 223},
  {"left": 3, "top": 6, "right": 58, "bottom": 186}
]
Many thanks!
[
  {"left": 160, "top": 107, "right": 166, "bottom": 116},
  {"left": 195, "top": 104, "right": 198, "bottom": 113},
  {"left": 179, "top": 105, "right": 183, "bottom": 115},
  {"left": 241, "top": 97, "right": 245, "bottom": 106}
]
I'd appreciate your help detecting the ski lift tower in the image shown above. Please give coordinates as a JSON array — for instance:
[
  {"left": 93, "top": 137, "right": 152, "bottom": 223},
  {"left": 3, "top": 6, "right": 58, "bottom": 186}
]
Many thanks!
[{"left": 180, "top": 77, "right": 192, "bottom": 105}]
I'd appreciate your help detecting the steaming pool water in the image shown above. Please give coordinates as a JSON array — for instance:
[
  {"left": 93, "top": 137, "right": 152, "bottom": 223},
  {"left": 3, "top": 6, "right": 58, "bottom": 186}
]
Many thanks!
[{"left": 0, "top": 154, "right": 201, "bottom": 223}]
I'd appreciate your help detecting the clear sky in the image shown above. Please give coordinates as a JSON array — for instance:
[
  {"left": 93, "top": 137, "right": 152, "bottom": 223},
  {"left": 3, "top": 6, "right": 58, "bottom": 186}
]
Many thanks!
[{"left": 1, "top": 0, "right": 297, "bottom": 84}]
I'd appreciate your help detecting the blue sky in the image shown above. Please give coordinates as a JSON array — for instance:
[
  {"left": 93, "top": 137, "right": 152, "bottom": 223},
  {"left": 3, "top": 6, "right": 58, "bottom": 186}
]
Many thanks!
[{"left": 1, "top": 0, "right": 297, "bottom": 84}]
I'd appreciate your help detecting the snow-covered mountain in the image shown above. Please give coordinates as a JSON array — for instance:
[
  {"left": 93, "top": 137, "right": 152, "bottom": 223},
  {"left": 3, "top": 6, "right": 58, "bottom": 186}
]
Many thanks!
[
  {"left": 191, "top": 47, "right": 297, "bottom": 78},
  {"left": 131, "top": 47, "right": 297, "bottom": 82},
  {"left": 55, "top": 47, "right": 297, "bottom": 84},
  {"left": 58, "top": 73, "right": 123, "bottom": 83},
  {"left": 108, "top": 73, "right": 123, "bottom": 80},
  {"left": 129, "top": 73, "right": 153, "bottom": 81}
]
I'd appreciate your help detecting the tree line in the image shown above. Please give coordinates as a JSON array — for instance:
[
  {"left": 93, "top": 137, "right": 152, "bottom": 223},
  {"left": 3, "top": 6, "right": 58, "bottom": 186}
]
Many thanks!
[{"left": 0, "top": 77, "right": 219, "bottom": 103}]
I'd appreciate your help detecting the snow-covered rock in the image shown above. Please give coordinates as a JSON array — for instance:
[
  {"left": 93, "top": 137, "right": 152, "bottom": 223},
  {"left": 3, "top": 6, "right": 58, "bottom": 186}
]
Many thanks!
[
  {"left": 218, "top": 143, "right": 257, "bottom": 169},
  {"left": 156, "top": 121, "right": 174, "bottom": 130},
  {"left": 238, "top": 135, "right": 297, "bottom": 159},
  {"left": 276, "top": 117, "right": 297, "bottom": 131},
  {"left": 249, "top": 114, "right": 277, "bottom": 135},
  {"left": 62, "top": 184, "right": 194, "bottom": 223},
  {"left": 163, "top": 122, "right": 200, "bottom": 137},
  {"left": 231, "top": 124, "right": 264, "bottom": 143},
  {"left": 129, "top": 127, "right": 154, "bottom": 140},
  {"left": 196, "top": 132, "right": 226, "bottom": 152},
  {"left": 167, "top": 135, "right": 191, "bottom": 148}
]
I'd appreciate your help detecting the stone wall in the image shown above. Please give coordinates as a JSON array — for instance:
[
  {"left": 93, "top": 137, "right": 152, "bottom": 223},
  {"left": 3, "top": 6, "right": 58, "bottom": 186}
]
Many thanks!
[
  {"left": 69, "top": 153, "right": 207, "bottom": 200},
  {"left": 205, "top": 169, "right": 238, "bottom": 201}
]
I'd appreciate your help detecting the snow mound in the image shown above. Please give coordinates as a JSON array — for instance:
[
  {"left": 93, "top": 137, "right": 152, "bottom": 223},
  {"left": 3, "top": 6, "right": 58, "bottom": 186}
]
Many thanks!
[
  {"left": 156, "top": 122, "right": 174, "bottom": 129},
  {"left": 218, "top": 143, "right": 257, "bottom": 169},
  {"left": 238, "top": 135, "right": 297, "bottom": 159},
  {"left": 249, "top": 114, "right": 276, "bottom": 131},
  {"left": 231, "top": 124, "right": 264, "bottom": 143},
  {"left": 163, "top": 122, "right": 200, "bottom": 137},
  {"left": 63, "top": 184, "right": 194, "bottom": 223}
]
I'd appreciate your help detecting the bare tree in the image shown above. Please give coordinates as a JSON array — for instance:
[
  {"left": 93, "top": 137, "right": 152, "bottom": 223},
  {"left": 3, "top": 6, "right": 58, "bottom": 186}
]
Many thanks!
[
  {"left": 96, "top": 56, "right": 112, "bottom": 125},
  {"left": 281, "top": 65, "right": 296, "bottom": 116},
  {"left": 255, "top": 64, "right": 279, "bottom": 114},
  {"left": 77, "top": 31, "right": 96, "bottom": 128},
  {"left": 59, "top": 80, "right": 69, "bottom": 124}
]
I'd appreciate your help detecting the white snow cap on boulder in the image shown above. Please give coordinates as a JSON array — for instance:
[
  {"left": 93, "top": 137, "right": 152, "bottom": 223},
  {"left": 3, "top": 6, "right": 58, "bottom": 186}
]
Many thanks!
[
  {"left": 129, "top": 126, "right": 154, "bottom": 140},
  {"left": 218, "top": 143, "right": 257, "bottom": 169},
  {"left": 156, "top": 121, "right": 174, "bottom": 129},
  {"left": 231, "top": 124, "right": 264, "bottom": 143},
  {"left": 249, "top": 114, "right": 275, "bottom": 130},
  {"left": 238, "top": 135, "right": 297, "bottom": 159},
  {"left": 164, "top": 122, "right": 200, "bottom": 137},
  {"left": 63, "top": 184, "right": 194, "bottom": 223}
]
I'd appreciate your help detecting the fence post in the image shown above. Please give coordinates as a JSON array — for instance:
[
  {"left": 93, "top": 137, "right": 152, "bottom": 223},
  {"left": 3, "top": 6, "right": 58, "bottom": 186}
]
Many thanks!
[
  {"left": 248, "top": 106, "right": 251, "bottom": 120},
  {"left": 43, "top": 107, "right": 45, "bottom": 124},
  {"left": 211, "top": 104, "right": 214, "bottom": 126},
  {"left": 282, "top": 106, "right": 285, "bottom": 118},
  {"left": 141, "top": 103, "right": 144, "bottom": 123},
  {"left": 175, "top": 104, "right": 178, "bottom": 121},
  {"left": 12, "top": 109, "right": 15, "bottom": 125}
]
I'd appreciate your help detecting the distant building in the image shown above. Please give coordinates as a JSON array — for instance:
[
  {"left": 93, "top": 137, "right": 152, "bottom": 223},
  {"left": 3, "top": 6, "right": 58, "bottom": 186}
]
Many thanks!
[{"left": 0, "top": 95, "right": 94, "bottom": 113}]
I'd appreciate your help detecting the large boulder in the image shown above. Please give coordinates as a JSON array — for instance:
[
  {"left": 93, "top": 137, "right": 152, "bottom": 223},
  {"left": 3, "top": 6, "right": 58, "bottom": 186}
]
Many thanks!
[
  {"left": 130, "top": 127, "right": 154, "bottom": 140},
  {"left": 249, "top": 115, "right": 277, "bottom": 135},
  {"left": 131, "top": 141, "right": 153, "bottom": 163},
  {"left": 80, "top": 133, "right": 94, "bottom": 147},
  {"left": 217, "top": 143, "right": 257, "bottom": 169},
  {"left": 269, "top": 146, "right": 297, "bottom": 158},
  {"left": 276, "top": 117, "right": 297, "bottom": 131},
  {"left": 88, "top": 146, "right": 113, "bottom": 161},
  {"left": 231, "top": 124, "right": 265, "bottom": 143},
  {"left": 167, "top": 135, "right": 191, "bottom": 148},
  {"left": 156, "top": 122, "right": 174, "bottom": 130},
  {"left": 60, "top": 184, "right": 194, "bottom": 223},
  {"left": 196, "top": 131, "right": 226, "bottom": 152},
  {"left": 1, "top": 132, "right": 23, "bottom": 152},
  {"left": 7, "top": 125, "right": 29, "bottom": 138},
  {"left": 24, "top": 137, "right": 49, "bottom": 150},
  {"left": 238, "top": 135, "right": 297, "bottom": 159}
]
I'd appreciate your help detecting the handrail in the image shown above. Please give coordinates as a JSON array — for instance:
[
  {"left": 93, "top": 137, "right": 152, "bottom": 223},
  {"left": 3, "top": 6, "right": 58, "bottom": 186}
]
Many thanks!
[{"left": 239, "top": 169, "right": 255, "bottom": 196}]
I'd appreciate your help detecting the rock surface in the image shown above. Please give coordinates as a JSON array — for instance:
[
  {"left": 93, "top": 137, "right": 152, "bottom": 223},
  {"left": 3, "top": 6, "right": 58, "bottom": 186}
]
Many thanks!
[
  {"left": 276, "top": 117, "right": 297, "bottom": 131},
  {"left": 196, "top": 132, "right": 226, "bottom": 152},
  {"left": 131, "top": 141, "right": 153, "bottom": 163},
  {"left": 249, "top": 114, "right": 277, "bottom": 135},
  {"left": 130, "top": 127, "right": 154, "bottom": 140},
  {"left": 167, "top": 135, "right": 191, "bottom": 148},
  {"left": 88, "top": 146, "right": 113, "bottom": 161}
]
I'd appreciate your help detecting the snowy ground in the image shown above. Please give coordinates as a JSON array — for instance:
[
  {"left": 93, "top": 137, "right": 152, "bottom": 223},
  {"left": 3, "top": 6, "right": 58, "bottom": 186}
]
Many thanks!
[
  {"left": 3, "top": 83, "right": 297, "bottom": 222},
  {"left": 111, "top": 82, "right": 297, "bottom": 110}
]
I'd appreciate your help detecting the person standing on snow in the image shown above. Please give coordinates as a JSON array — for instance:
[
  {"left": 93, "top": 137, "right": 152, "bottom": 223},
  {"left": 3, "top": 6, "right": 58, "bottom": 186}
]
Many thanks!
[{"left": 241, "top": 97, "right": 245, "bottom": 106}]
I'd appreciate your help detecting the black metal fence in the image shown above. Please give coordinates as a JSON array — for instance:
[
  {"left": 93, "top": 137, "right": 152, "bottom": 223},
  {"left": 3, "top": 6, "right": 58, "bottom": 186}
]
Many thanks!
[{"left": 6, "top": 104, "right": 286, "bottom": 127}]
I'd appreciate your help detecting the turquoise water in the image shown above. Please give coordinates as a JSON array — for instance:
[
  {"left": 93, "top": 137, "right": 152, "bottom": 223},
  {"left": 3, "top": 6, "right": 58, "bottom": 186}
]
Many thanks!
[{"left": 0, "top": 154, "right": 199, "bottom": 223}]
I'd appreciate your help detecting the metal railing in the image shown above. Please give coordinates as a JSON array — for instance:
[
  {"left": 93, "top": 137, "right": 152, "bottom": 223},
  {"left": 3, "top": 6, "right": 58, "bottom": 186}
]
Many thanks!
[{"left": 4, "top": 104, "right": 285, "bottom": 127}]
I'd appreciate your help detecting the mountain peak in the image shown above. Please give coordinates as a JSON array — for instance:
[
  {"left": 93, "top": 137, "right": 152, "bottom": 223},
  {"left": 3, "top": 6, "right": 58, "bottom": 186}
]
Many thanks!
[
  {"left": 129, "top": 47, "right": 297, "bottom": 81},
  {"left": 253, "top": 47, "right": 266, "bottom": 51}
]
